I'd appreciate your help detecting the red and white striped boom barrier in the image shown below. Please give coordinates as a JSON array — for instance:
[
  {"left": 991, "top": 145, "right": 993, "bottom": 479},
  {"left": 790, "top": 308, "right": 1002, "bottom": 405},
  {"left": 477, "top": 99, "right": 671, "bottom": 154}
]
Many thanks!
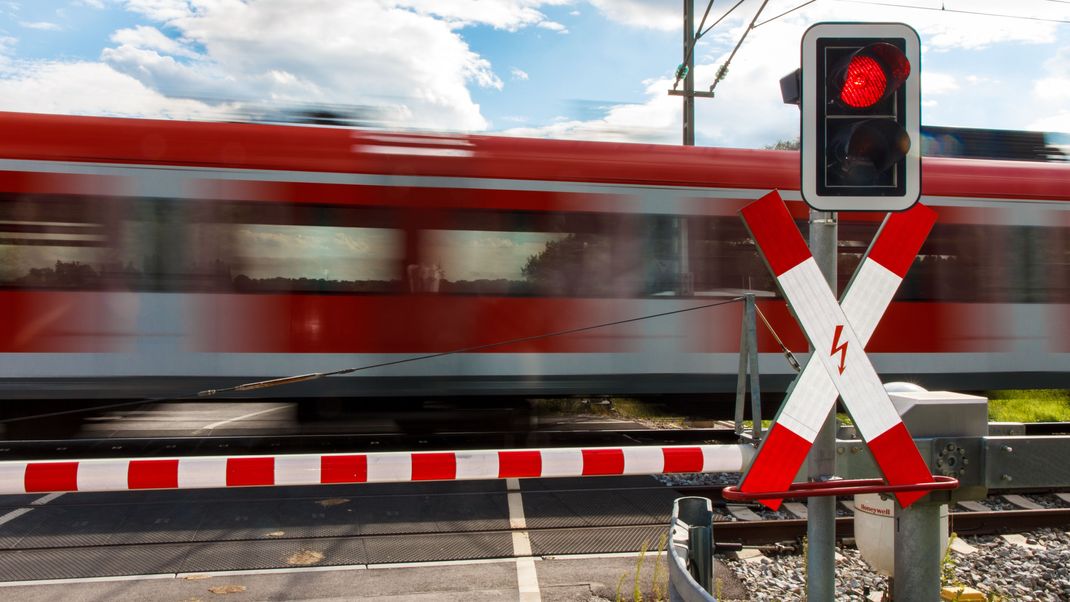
[{"left": 0, "top": 444, "right": 753, "bottom": 494}]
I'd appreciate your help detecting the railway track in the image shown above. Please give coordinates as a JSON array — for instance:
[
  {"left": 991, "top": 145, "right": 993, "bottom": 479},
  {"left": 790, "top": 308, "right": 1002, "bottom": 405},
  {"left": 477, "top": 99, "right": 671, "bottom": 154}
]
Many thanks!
[{"left": 674, "top": 484, "right": 1070, "bottom": 545}]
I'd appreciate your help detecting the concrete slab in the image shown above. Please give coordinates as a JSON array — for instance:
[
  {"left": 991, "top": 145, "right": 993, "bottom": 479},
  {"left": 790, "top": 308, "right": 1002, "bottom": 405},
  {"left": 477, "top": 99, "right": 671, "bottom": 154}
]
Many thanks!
[
  {"left": 725, "top": 504, "right": 763, "bottom": 521},
  {"left": 950, "top": 537, "right": 978, "bottom": 556},
  {"left": 783, "top": 502, "right": 808, "bottom": 519},
  {"left": 1000, "top": 494, "right": 1044, "bottom": 510},
  {"left": 956, "top": 500, "right": 990, "bottom": 513}
]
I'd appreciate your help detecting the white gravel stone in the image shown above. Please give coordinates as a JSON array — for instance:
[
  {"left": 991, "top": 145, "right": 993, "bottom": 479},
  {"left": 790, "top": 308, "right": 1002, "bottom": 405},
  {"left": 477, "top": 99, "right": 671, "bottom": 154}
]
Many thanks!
[{"left": 719, "top": 528, "right": 1070, "bottom": 601}]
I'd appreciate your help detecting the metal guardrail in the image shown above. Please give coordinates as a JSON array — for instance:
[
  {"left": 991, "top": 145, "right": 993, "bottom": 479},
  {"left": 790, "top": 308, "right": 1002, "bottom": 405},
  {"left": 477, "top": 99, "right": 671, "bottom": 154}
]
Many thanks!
[{"left": 668, "top": 496, "right": 717, "bottom": 602}]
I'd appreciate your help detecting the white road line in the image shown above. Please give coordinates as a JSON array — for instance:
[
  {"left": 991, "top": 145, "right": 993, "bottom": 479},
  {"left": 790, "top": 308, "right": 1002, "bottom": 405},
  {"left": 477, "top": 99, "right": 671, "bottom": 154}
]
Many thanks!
[
  {"left": 0, "top": 492, "right": 66, "bottom": 528},
  {"left": 0, "top": 508, "right": 33, "bottom": 527},
  {"left": 198, "top": 404, "right": 290, "bottom": 431},
  {"left": 31, "top": 492, "right": 65, "bottom": 505},
  {"left": 506, "top": 478, "right": 541, "bottom": 602}
]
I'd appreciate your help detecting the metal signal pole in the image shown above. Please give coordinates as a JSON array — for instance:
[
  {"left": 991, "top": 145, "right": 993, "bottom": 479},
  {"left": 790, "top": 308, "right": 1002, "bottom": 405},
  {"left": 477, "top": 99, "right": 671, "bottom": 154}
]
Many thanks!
[
  {"left": 670, "top": 0, "right": 714, "bottom": 146},
  {"left": 683, "top": 0, "right": 696, "bottom": 146},
  {"left": 808, "top": 209, "right": 838, "bottom": 601}
]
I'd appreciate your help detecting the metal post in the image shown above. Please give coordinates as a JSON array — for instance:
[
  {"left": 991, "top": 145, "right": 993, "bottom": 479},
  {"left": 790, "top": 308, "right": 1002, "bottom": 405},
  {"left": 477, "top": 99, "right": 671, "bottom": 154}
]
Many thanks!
[
  {"left": 683, "top": 0, "right": 695, "bottom": 147},
  {"left": 807, "top": 209, "right": 838, "bottom": 601},
  {"left": 734, "top": 295, "right": 749, "bottom": 436},
  {"left": 735, "top": 294, "right": 762, "bottom": 440},
  {"left": 745, "top": 296, "right": 762, "bottom": 441},
  {"left": 894, "top": 502, "right": 941, "bottom": 600}
]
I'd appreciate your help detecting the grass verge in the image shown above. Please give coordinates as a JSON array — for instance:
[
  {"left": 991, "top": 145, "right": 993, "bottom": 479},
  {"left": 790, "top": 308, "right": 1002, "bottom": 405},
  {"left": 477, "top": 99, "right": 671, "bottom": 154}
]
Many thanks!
[{"left": 987, "top": 389, "right": 1070, "bottom": 422}]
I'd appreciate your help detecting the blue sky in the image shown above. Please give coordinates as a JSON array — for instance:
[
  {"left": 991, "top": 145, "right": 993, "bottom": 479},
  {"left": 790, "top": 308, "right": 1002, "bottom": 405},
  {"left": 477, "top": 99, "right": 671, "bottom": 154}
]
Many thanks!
[{"left": 0, "top": 1, "right": 1067, "bottom": 149}]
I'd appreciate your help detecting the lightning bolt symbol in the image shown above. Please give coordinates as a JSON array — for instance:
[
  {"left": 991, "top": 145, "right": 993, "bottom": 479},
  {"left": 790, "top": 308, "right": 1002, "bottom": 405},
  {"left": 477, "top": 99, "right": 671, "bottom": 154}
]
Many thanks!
[{"left": 831, "top": 324, "right": 848, "bottom": 375}]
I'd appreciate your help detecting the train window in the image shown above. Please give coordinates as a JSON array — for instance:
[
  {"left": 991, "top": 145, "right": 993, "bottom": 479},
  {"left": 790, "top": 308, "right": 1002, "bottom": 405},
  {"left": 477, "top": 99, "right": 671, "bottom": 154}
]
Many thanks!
[
  {"left": 228, "top": 223, "right": 402, "bottom": 292},
  {"left": 1008, "top": 224, "right": 1070, "bottom": 304},
  {"left": 193, "top": 202, "right": 404, "bottom": 293},
  {"left": 122, "top": 200, "right": 210, "bottom": 291},
  {"left": 895, "top": 222, "right": 1048, "bottom": 303},
  {"left": 1047, "top": 225, "right": 1070, "bottom": 303},
  {"left": 423, "top": 209, "right": 642, "bottom": 299},
  {"left": 687, "top": 216, "right": 779, "bottom": 298},
  {"left": 0, "top": 195, "right": 122, "bottom": 290},
  {"left": 423, "top": 228, "right": 568, "bottom": 295}
]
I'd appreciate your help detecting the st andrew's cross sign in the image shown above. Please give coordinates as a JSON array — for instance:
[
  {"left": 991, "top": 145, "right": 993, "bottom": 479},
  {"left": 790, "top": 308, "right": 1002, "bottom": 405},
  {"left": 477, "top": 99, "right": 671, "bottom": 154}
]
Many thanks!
[{"left": 737, "top": 191, "right": 937, "bottom": 509}]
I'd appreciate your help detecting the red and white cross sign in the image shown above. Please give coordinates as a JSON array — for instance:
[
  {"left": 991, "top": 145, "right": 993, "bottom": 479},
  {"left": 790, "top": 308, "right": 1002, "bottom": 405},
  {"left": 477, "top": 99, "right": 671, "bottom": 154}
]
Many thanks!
[{"left": 738, "top": 190, "right": 937, "bottom": 509}]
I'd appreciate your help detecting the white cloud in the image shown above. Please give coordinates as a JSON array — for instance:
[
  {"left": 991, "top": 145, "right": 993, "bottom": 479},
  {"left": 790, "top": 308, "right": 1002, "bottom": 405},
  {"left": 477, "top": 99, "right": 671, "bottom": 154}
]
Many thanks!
[
  {"left": 920, "top": 21, "right": 1056, "bottom": 52},
  {"left": 537, "top": 20, "right": 568, "bottom": 33},
  {"left": 19, "top": 21, "right": 61, "bottom": 31},
  {"left": 1027, "top": 48, "right": 1070, "bottom": 131},
  {"left": 395, "top": 0, "right": 571, "bottom": 31},
  {"left": 510, "top": 67, "right": 529, "bottom": 80},
  {"left": 122, "top": 0, "right": 194, "bottom": 22},
  {"left": 110, "top": 25, "right": 199, "bottom": 58},
  {"left": 504, "top": 90, "right": 680, "bottom": 144},
  {"left": 1027, "top": 112, "right": 1070, "bottom": 133},
  {"left": 16, "top": 0, "right": 571, "bottom": 131},
  {"left": 77, "top": 0, "right": 106, "bottom": 8},
  {"left": 587, "top": 0, "right": 676, "bottom": 32},
  {"left": 923, "top": 72, "right": 959, "bottom": 95},
  {"left": 0, "top": 60, "right": 228, "bottom": 118}
]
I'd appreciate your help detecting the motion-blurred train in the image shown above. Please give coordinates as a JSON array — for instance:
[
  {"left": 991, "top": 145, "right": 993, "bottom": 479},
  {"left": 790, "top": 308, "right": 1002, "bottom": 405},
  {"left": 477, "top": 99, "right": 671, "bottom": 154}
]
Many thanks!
[{"left": 0, "top": 112, "right": 1066, "bottom": 408}]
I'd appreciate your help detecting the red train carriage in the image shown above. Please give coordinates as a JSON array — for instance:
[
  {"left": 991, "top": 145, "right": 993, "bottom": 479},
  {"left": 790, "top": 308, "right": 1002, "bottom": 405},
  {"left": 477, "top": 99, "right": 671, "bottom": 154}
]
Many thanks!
[{"left": 0, "top": 112, "right": 1067, "bottom": 403}]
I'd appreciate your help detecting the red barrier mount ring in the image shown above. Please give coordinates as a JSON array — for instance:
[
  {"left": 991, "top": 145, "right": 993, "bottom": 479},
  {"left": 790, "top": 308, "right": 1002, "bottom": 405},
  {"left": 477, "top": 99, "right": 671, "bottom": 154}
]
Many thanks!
[{"left": 722, "top": 475, "right": 959, "bottom": 501}]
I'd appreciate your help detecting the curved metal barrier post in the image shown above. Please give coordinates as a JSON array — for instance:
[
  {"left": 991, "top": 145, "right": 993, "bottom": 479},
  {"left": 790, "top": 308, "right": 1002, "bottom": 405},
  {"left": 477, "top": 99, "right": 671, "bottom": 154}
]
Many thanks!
[{"left": 668, "top": 496, "right": 717, "bottom": 602}]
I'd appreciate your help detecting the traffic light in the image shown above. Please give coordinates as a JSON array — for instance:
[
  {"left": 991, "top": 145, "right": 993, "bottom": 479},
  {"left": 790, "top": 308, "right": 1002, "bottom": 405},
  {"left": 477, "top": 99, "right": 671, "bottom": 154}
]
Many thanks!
[{"left": 800, "top": 23, "right": 920, "bottom": 211}]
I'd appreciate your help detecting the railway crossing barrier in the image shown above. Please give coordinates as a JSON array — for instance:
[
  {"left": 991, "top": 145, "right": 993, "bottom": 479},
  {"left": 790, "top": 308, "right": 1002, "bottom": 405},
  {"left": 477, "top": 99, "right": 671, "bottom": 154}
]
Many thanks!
[{"left": 0, "top": 444, "right": 755, "bottom": 494}]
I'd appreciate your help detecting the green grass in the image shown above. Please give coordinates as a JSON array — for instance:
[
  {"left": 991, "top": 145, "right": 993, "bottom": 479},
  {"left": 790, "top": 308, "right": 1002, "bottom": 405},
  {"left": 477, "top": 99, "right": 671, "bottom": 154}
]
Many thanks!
[
  {"left": 532, "top": 397, "right": 687, "bottom": 427},
  {"left": 536, "top": 390, "right": 1070, "bottom": 427},
  {"left": 824, "top": 391, "right": 1070, "bottom": 425},
  {"left": 986, "top": 389, "right": 1070, "bottom": 422}
]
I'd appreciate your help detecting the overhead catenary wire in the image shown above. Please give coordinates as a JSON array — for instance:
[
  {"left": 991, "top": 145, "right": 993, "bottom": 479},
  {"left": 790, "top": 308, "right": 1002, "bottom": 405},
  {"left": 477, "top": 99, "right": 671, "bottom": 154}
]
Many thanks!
[
  {"left": 836, "top": 0, "right": 1070, "bottom": 24},
  {"left": 754, "top": 304, "right": 802, "bottom": 372},
  {"left": 753, "top": 0, "right": 819, "bottom": 28},
  {"left": 699, "top": 0, "right": 749, "bottom": 39},
  {"left": 708, "top": 0, "right": 771, "bottom": 96}
]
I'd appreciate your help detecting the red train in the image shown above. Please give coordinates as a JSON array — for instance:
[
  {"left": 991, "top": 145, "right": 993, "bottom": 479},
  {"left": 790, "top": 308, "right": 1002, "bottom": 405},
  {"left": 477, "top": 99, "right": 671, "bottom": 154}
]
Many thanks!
[{"left": 0, "top": 112, "right": 1067, "bottom": 404}]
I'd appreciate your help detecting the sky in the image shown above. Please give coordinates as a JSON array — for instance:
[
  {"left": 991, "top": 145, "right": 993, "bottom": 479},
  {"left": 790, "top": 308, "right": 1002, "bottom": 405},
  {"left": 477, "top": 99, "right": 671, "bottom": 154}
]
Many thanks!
[{"left": 0, "top": 0, "right": 1067, "bottom": 149}]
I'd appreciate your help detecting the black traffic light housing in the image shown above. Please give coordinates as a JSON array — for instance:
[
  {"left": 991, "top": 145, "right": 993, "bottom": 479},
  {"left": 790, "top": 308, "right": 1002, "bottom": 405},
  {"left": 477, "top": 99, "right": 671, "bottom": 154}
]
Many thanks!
[{"left": 801, "top": 23, "right": 920, "bottom": 211}]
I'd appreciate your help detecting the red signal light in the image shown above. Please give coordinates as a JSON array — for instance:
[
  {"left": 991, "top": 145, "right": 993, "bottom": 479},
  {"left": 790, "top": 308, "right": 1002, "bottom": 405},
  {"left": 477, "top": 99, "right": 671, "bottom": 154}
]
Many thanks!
[
  {"left": 871, "top": 42, "right": 910, "bottom": 82},
  {"left": 832, "top": 42, "right": 911, "bottom": 109},
  {"left": 841, "top": 55, "right": 886, "bottom": 108}
]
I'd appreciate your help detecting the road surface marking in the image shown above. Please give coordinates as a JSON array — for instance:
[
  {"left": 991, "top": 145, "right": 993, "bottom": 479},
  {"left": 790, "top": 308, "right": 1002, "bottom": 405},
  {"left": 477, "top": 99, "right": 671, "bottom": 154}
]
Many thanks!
[
  {"left": 0, "top": 491, "right": 66, "bottom": 528},
  {"left": 507, "top": 477, "right": 541, "bottom": 601},
  {"left": 198, "top": 404, "right": 290, "bottom": 432}
]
